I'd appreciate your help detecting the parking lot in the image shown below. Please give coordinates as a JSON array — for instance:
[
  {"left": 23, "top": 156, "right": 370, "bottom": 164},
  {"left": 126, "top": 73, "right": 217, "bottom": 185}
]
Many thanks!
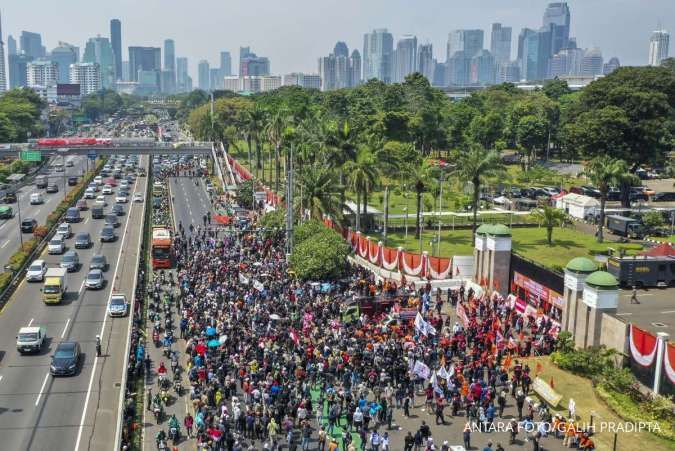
[{"left": 615, "top": 286, "right": 675, "bottom": 336}]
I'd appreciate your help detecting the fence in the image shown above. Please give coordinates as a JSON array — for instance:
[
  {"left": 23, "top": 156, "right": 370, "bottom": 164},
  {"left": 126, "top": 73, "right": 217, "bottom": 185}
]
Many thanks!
[{"left": 628, "top": 324, "right": 674, "bottom": 396}]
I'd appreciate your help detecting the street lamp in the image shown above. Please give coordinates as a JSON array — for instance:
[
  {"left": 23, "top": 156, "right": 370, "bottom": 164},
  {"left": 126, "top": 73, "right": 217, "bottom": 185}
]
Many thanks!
[{"left": 16, "top": 191, "right": 24, "bottom": 247}]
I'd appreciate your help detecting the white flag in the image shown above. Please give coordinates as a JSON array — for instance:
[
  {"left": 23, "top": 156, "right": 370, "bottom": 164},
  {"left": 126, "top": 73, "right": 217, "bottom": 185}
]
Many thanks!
[
  {"left": 415, "top": 312, "right": 429, "bottom": 336},
  {"left": 239, "top": 273, "right": 249, "bottom": 285},
  {"left": 413, "top": 360, "right": 431, "bottom": 379},
  {"left": 253, "top": 279, "right": 265, "bottom": 292}
]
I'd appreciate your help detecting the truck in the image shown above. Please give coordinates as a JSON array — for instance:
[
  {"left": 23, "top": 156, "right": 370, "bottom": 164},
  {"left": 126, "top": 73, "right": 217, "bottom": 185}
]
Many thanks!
[
  {"left": 606, "top": 215, "right": 645, "bottom": 239},
  {"left": 16, "top": 326, "right": 47, "bottom": 354},
  {"left": 43, "top": 267, "right": 68, "bottom": 304},
  {"left": 607, "top": 255, "right": 675, "bottom": 288}
]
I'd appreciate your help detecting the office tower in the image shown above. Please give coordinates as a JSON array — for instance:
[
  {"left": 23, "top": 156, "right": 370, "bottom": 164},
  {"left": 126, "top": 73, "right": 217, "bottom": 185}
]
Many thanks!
[
  {"left": 110, "top": 19, "right": 122, "bottom": 80},
  {"left": 363, "top": 28, "right": 394, "bottom": 83},
  {"left": 121, "top": 61, "right": 129, "bottom": 81},
  {"left": 603, "top": 57, "right": 620, "bottom": 75},
  {"left": 393, "top": 35, "right": 417, "bottom": 83},
  {"left": 128, "top": 46, "right": 161, "bottom": 82},
  {"left": 7, "top": 34, "right": 16, "bottom": 55},
  {"left": 27, "top": 60, "right": 57, "bottom": 88},
  {"left": 198, "top": 60, "right": 210, "bottom": 90},
  {"left": 447, "top": 29, "right": 484, "bottom": 61},
  {"left": 283, "top": 73, "right": 321, "bottom": 90},
  {"left": 83, "top": 36, "right": 115, "bottom": 88},
  {"left": 176, "top": 57, "right": 189, "bottom": 92},
  {"left": 518, "top": 28, "right": 539, "bottom": 81},
  {"left": 164, "top": 39, "right": 175, "bottom": 71},
  {"left": 0, "top": 12, "right": 6, "bottom": 93},
  {"left": 433, "top": 62, "right": 446, "bottom": 87},
  {"left": 69, "top": 62, "right": 101, "bottom": 95},
  {"left": 648, "top": 29, "right": 670, "bottom": 66},
  {"left": 417, "top": 43, "right": 434, "bottom": 82},
  {"left": 223, "top": 76, "right": 241, "bottom": 92},
  {"left": 159, "top": 70, "right": 175, "bottom": 93},
  {"left": 209, "top": 68, "right": 223, "bottom": 90},
  {"left": 220, "top": 51, "right": 232, "bottom": 76},
  {"left": 543, "top": 2, "right": 571, "bottom": 55},
  {"left": 318, "top": 56, "right": 336, "bottom": 91},
  {"left": 335, "top": 53, "right": 350, "bottom": 89},
  {"left": 239, "top": 47, "right": 270, "bottom": 76},
  {"left": 581, "top": 48, "right": 603, "bottom": 76},
  {"left": 8, "top": 54, "right": 30, "bottom": 88},
  {"left": 334, "top": 42, "right": 349, "bottom": 58},
  {"left": 350, "top": 49, "right": 361, "bottom": 87},
  {"left": 445, "top": 51, "right": 470, "bottom": 86},
  {"left": 549, "top": 47, "right": 584, "bottom": 77},
  {"left": 490, "top": 23, "right": 512, "bottom": 64},
  {"left": 470, "top": 50, "right": 495, "bottom": 85},
  {"left": 51, "top": 42, "right": 79, "bottom": 84},
  {"left": 20, "top": 31, "right": 44, "bottom": 59},
  {"left": 496, "top": 61, "right": 520, "bottom": 83}
]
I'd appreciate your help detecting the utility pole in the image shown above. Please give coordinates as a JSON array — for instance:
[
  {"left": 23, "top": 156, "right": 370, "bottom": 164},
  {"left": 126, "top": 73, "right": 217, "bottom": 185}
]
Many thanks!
[
  {"left": 437, "top": 174, "right": 443, "bottom": 257},
  {"left": 383, "top": 186, "right": 389, "bottom": 246},
  {"left": 210, "top": 91, "right": 215, "bottom": 140},
  {"left": 285, "top": 144, "right": 294, "bottom": 261},
  {"left": 16, "top": 193, "right": 24, "bottom": 247}
]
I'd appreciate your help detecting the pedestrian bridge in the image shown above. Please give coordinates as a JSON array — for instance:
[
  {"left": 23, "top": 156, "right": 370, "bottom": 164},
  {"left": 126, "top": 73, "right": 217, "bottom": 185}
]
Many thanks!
[{"left": 1, "top": 142, "right": 214, "bottom": 157}]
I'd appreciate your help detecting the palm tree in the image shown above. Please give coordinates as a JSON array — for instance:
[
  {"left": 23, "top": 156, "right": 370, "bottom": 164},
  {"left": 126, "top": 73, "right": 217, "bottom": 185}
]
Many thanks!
[
  {"left": 584, "top": 156, "right": 630, "bottom": 243},
  {"left": 295, "top": 163, "right": 344, "bottom": 223},
  {"left": 454, "top": 144, "right": 505, "bottom": 244},
  {"left": 245, "top": 106, "right": 266, "bottom": 178},
  {"left": 532, "top": 205, "right": 567, "bottom": 245},
  {"left": 266, "top": 111, "right": 287, "bottom": 193},
  {"left": 407, "top": 160, "right": 434, "bottom": 239},
  {"left": 344, "top": 147, "right": 380, "bottom": 232}
]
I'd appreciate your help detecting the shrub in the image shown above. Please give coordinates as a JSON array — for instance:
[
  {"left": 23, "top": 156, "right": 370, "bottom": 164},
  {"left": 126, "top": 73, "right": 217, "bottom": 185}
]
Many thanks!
[
  {"left": 33, "top": 226, "right": 49, "bottom": 238},
  {"left": 550, "top": 346, "right": 617, "bottom": 377},
  {"left": 294, "top": 220, "right": 328, "bottom": 245},
  {"left": 0, "top": 272, "right": 13, "bottom": 292},
  {"left": 290, "top": 227, "right": 350, "bottom": 280},
  {"left": 259, "top": 209, "right": 285, "bottom": 239}
]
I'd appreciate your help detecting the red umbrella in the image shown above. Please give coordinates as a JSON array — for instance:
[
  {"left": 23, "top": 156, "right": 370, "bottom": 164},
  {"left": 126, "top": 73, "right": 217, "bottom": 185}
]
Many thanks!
[{"left": 195, "top": 343, "right": 207, "bottom": 355}]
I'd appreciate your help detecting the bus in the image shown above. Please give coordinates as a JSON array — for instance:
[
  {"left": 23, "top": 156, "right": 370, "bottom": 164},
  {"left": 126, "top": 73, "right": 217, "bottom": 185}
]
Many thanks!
[{"left": 151, "top": 227, "right": 173, "bottom": 269}]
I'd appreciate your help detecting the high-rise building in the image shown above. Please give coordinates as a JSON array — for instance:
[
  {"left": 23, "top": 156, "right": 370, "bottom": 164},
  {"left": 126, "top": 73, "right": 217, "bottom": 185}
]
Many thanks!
[
  {"left": 0, "top": 12, "right": 6, "bottom": 93},
  {"left": 69, "top": 62, "right": 101, "bottom": 95},
  {"left": 446, "top": 51, "right": 470, "bottom": 86},
  {"left": 239, "top": 47, "right": 270, "bottom": 76},
  {"left": 417, "top": 43, "right": 434, "bottom": 83},
  {"left": 490, "top": 23, "right": 512, "bottom": 64},
  {"left": 350, "top": 49, "right": 361, "bottom": 87},
  {"left": 393, "top": 35, "right": 417, "bottom": 83},
  {"left": 7, "top": 34, "right": 16, "bottom": 56},
  {"left": 198, "top": 60, "right": 210, "bottom": 91},
  {"left": 27, "top": 60, "right": 57, "bottom": 88},
  {"left": 334, "top": 42, "right": 349, "bottom": 58},
  {"left": 433, "top": 62, "right": 446, "bottom": 87},
  {"left": 220, "top": 51, "right": 232, "bottom": 76},
  {"left": 176, "top": 57, "right": 189, "bottom": 92},
  {"left": 518, "top": 28, "right": 539, "bottom": 81},
  {"left": 121, "top": 61, "right": 129, "bottom": 82},
  {"left": 363, "top": 28, "right": 394, "bottom": 83},
  {"left": 549, "top": 47, "right": 584, "bottom": 77},
  {"left": 161, "top": 70, "right": 176, "bottom": 94},
  {"left": 283, "top": 73, "right": 321, "bottom": 90},
  {"left": 648, "top": 29, "right": 670, "bottom": 66},
  {"left": 51, "top": 42, "right": 79, "bottom": 84},
  {"left": 447, "top": 29, "right": 484, "bottom": 60},
  {"left": 128, "top": 46, "right": 161, "bottom": 82},
  {"left": 603, "top": 57, "right": 620, "bottom": 75},
  {"left": 8, "top": 54, "right": 30, "bottom": 88},
  {"left": 110, "top": 19, "right": 122, "bottom": 80},
  {"left": 83, "top": 36, "right": 115, "bottom": 88},
  {"left": 470, "top": 50, "right": 495, "bottom": 85},
  {"left": 581, "top": 47, "right": 603, "bottom": 77},
  {"left": 335, "top": 53, "right": 350, "bottom": 89},
  {"left": 496, "top": 61, "right": 520, "bottom": 83},
  {"left": 210, "top": 68, "right": 223, "bottom": 90},
  {"left": 543, "top": 2, "right": 571, "bottom": 55},
  {"left": 164, "top": 39, "right": 175, "bottom": 71},
  {"left": 318, "top": 55, "right": 336, "bottom": 91},
  {"left": 20, "top": 31, "right": 44, "bottom": 59}
]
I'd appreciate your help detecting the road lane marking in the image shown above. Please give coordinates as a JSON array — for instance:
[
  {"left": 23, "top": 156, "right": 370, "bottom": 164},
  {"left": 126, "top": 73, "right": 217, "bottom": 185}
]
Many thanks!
[
  {"left": 34, "top": 209, "right": 42, "bottom": 216},
  {"left": 661, "top": 310, "right": 675, "bottom": 314},
  {"left": 28, "top": 318, "right": 34, "bottom": 326},
  {"left": 1, "top": 239, "right": 10, "bottom": 248},
  {"left": 61, "top": 318, "right": 70, "bottom": 338},
  {"left": 616, "top": 313, "right": 633, "bottom": 316},
  {"left": 83, "top": 218, "right": 89, "bottom": 225},
  {"left": 35, "top": 372, "right": 49, "bottom": 406},
  {"left": 79, "top": 280, "right": 85, "bottom": 294},
  {"left": 0, "top": 222, "right": 7, "bottom": 230},
  {"left": 0, "top": 375, "right": 3, "bottom": 383}
]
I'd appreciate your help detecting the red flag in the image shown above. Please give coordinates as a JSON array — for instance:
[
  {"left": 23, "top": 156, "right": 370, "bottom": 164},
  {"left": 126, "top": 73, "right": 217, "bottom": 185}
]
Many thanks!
[{"left": 289, "top": 328, "right": 300, "bottom": 346}]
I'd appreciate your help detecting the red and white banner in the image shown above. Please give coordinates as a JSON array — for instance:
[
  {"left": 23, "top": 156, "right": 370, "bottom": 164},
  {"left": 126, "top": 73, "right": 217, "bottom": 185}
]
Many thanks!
[
  {"left": 629, "top": 324, "right": 658, "bottom": 367},
  {"left": 456, "top": 303, "right": 469, "bottom": 325},
  {"left": 665, "top": 342, "right": 675, "bottom": 384}
]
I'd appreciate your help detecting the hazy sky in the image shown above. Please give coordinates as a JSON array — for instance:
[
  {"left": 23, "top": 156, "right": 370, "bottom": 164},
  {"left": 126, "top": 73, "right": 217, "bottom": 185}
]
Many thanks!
[{"left": 3, "top": 0, "right": 674, "bottom": 80}]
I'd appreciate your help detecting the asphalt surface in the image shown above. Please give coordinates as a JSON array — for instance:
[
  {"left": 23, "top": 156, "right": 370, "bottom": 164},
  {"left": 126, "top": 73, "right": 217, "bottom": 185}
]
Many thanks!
[
  {"left": 0, "top": 156, "right": 89, "bottom": 270},
  {"left": 0, "top": 156, "right": 148, "bottom": 451}
]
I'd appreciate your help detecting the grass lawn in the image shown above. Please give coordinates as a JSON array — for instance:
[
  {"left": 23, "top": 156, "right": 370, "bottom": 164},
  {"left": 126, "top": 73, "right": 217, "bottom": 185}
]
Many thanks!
[
  {"left": 521, "top": 356, "right": 673, "bottom": 451},
  {"left": 383, "top": 226, "right": 644, "bottom": 270},
  {"left": 649, "top": 234, "right": 675, "bottom": 244}
]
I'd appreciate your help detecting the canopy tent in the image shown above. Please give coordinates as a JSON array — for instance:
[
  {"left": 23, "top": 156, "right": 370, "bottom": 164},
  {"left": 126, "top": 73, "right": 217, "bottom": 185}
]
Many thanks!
[{"left": 640, "top": 242, "right": 675, "bottom": 257}]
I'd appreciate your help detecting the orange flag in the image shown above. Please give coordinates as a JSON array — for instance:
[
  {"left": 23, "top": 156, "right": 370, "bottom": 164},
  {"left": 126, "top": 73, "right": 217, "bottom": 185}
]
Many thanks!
[
  {"left": 503, "top": 354, "right": 512, "bottom": 369},
  {"left": 536, "top": 362, "right": 543, "bottom": 374},
  {"left": 550, "top": 377, "right": 555, "bottom": 389}
]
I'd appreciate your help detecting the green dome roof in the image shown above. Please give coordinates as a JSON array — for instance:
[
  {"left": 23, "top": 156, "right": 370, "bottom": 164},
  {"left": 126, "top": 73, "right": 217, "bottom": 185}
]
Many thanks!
[
  {"left": 585, "top": 271, "right": 619, "bottom": 288},
  {"left": 476, "top": 224, "right": 492, "bottom": 235},
  {"left": 490, "top": 224, "right": 512, "bottom": 236},
  {"left": 566, "top": 257, "right": 598, "bottom": 273}
]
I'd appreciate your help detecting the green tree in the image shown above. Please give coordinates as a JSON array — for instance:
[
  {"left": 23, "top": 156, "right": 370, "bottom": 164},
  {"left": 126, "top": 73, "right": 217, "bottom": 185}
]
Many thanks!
[
  {"left": 295, "top": 163, "right": 343, "bottom": 223},
  {"left": 642, "top": 210, "right": 665, "bottom": 233},
  {"left": 344, "top": 146, "right": 380, "bottom": 231},
  {"left": 516, "top": 115, "right": 548, "bottom": 168},
  {"left": 543, "top": 78, "right": 572, "bottom": 100},
  {"left": 289, "top": 227, "right": 350, "bottom": 280},
  {"left": 266, "top": 110, "right": 288, "bottom": 192},
  {"left": 532, "top": 205, "right": 567, "bottom": 245},
  {"left": 454, "top": 145, "right": 505, "bottom": 244},
  {"left": 407, "top": 160, "right": 435, "bottom": 239},
  {"left": 584, "top": 156, "right": 631, "bottom": 242}
]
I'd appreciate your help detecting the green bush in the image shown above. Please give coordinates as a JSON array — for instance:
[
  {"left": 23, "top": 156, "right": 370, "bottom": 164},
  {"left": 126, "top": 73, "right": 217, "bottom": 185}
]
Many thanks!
[
  {"left": 0, "top": 272, "right": 13, "bottom": 292},
  {"left": 259, "top": 209, "right": 285, "bottom": 238},
  {"left": 550, "top": 346, "right": 617, "bottom": 377},
  {"left": 236, "top": 180, "right": 254, "bottom": 209},
  {"left": 290, "top": 227, "right": 350, "bottom": 280},
  {"left": 294, "top": 220, "right": 328, "bottom": 245}
]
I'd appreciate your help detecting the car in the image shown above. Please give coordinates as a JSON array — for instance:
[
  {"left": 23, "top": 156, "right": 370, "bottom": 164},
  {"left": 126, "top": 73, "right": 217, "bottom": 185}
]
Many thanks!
[
  {"left": 91, "top": 206, "right": 105, "bottom": 219},
  {"left": 87, "top": 182, "right": 98, "bottom": 192},
  {"left": 17, "top": 326, "right": 47, "bottom": 354},
  {"left": 101, "top": 185, "right": 113, "bottom": 195},
  {"left": 56, "top": 223, "right": 72, "bottom": 238},
  {"left": 76, "top": 199, "right": 88, "bottom": 210},
  {"left": 89, "top": 254, "right": 108, "bottom": 271},
  {"left": 21, "top": 218, "right": 37, "bottom": 233},
  {"left": 653, "top": 192, "right": 675, "bottom": 202},
  {"left": 67, "top": 177, "right": 78, "bottom": 186},
  {"left": 100, "top": 225, "right": 116, "bottom": 242},
  {"left": 66, "top": 159, "right": 74, "bottom": 167},
  {"left": 74, "top": 232, "right": 92, "bottom": 249},
  {"left": 115, "top": 193, "right": 128, "bottom": 203},
  {"left": 46, "top": 184, "right": 59, "bottom": 193},
  {"left": 95, "top": 195, "right": 107, "bottom": 207},
  {"left": 0, "top": 205, "right": 12, "bottom": 219},
  {"left": 107, "top": 293, "right": 128, "bottom": 317},
  {"left": 54, "top": 166, "right": 64, "bottom": 173},
  {"left": 581, "top": 185, "right": 601, "bottom": 198},
  {"left": 84, "top": 188, "right": 96, "bottom": 199},
  {"left": 48, "top": 234, "right": 66, "bottom": 254},
  {"left": 50, "top": 341, "right": 81, "bottom": 376},
  {"left": 30, "top": 192, "right": 44, "bottom": 205},
  {"left": 60, "top": 250, "right": 80, "bottom": 272},
  {"left": 3, "top": 191, "right": 16, "bottom": 203},
  {"left": 26, "top": 259, "right": 47, "bottom": 282},
  {"left": 85, "top": 269, "right": 105, "bottom": 289},
  {"left": 105, "top": 214, "right": 120, "bottom": 227},
  {"left": 94, "top": 176, "right": 103, "bottom": 185},
  {"left": 112, "top": 204, "right": 125, "bottom": 216},
  {"left": 133, "top": 193, "right": 143, "bottom": 203}
]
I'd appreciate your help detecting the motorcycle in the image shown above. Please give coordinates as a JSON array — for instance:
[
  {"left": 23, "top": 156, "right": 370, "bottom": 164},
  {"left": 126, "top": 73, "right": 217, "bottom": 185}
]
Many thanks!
[
  {"left": 173, "top": 379, "right": 182, "bottom": 396},
  {"left": 157, "top": 438, "right": 167, "bottom": 451},
  {"left": 169, "top": 426, "right": 180, "bottom": 445},
  {"left": 160, "top": 388, "right": 170, "bottom": 405},
  {"left": 152, "top": 402, "right": 163, "bottom": 422},
  {"left": 152, "top": 330, "right": 160, "bottom": 347}
]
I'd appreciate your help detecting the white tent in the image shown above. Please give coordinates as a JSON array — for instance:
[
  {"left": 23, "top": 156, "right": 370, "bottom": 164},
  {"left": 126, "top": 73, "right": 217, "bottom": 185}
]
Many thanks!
[{"left": 556, "top": 193, "right": 600, "bottom": 219}]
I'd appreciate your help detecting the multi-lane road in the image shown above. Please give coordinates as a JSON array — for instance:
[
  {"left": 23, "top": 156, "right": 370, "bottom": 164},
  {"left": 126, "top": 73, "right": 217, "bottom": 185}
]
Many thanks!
[{"left": 0, "top": 156, "right": 148, "bottom": 451}]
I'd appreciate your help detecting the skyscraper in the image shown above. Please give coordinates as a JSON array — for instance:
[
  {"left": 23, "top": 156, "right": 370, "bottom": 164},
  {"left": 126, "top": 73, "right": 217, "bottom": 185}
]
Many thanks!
[
  {"left": 8, "top": 54, "right": 30, "bottom": 88},
  {"left": 350, "top": 50, "right": 361, "bottom": 87},
  {"left": 176, "top": 57, "right": 190, "bottom": 92},
  {"left": 20, "top": 31, "right": 44, "bottom": 59},
  {"left": 417, "top": 43, "right": 434, "bottom": 83},
  {"left": 110, "top": 19, "right": 122, "bottom": 80},
  {"left": 209, "top": 68, "right": 222, "bottom": 90},
  {"left": 363, "top": 28, "right": 394, "bottom": 83},
  {"left": 198, "top": 60, "right": 210, "bottom": 91},
  {"left": 603, "top": 57, "right": 620, "bottom": 75},
  {"left": 164, "top": 39, "right": 175, "bottom": 71},
  {"left": 0, "top": 12, "right": 6, "bottom": 93},
  {"left": 318, "top": 55, "right": 336, "bottom": 91},
  {"left": 518, "top": 28, "right": 540, "bottom": 81},
  {"left": 239, "top": 47, "right": 270, "bottom": 76},
  {"left": 83, "top": 36, "right": 115, "bottom": 88},
  {"left": 549, "top": 47, "right": 584, "bottom": 77},
  {"left": 490, "top": 23, "right": 512, "bottom": 64},
  {"left": 470, "top": 50, "right": 495, "bottom": 85},
  {"left": 220, "top": 51, "right": 232, "bottom": 77},
  {"left": 542, "top": 2, "right": 571, "bottom": 55},
  {"left": 128, "top": 47, "right": 161, "bottom": 82},
  {"left": 648, "top": 29, "right": 670, "bottom": 66},
  {"left": 393, "top": 35, "right": 417, "bottom": 83},
  {"left": 447, "top": 30, "right": 484, "bottom": 60},
  {"left": 51, "top": 42, "right": 79, "bottom": 84},
  {"left": 7, "top": 34, "right": 16, "bottom": 56},
  {"left": 27, "top": 60, "right": 57, "bottom": 88},
  {"left": 69, "top": 62, "right": 101, "bottom": 95},
  {"left": 445, "top": 51, "right": 471, "bottom": 86},
  {"left": 334, "top": 42, "right": 349, "bottom": 58},
  {"left": 582, "top": 48, "right": 603, "bottom": 77}
]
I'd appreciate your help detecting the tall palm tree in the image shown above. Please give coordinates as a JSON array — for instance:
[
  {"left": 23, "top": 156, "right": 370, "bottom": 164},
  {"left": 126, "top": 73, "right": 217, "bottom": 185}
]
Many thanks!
[
  {"left": 407, "top": 160, "right": 434, "bottom": 240},
  {"left": 584, "top": 156, "right": 630, "bottom": 243},
  {"left": 454, "top": 145, "right": 505, "bottom": 244},
  {"left": 344, "top": 147, "right": 380, "bottom": 232},
  {"left": 245, "top": 106, "right": 266, "bottom": 178},
  {"left": 266, "top": 111, "right": 287, "bottom": 193},
  {"left": 532, "top": 205, "right": 567, "bottom": 245},
  {"left": 295, "top": 163, "right": 344, "bottom": 223}
]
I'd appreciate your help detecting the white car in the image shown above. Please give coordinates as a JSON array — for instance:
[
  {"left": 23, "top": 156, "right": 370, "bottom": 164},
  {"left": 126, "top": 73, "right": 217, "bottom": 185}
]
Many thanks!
[
  {"left": 26, "top": 259, "right": 47, "bottom": 282},
  {"left": 95, "top": 195, "right": 107, "bottom": 207},
  {"left": 56, "top": 223, "right": 72, "bottom": 238},
  {"left": 30, "top": 193, "right": 44, "bottom": 205},
  {"left": 94, "top": 176, "right": 103, "bottom": 185},
  {"left": 115, "top": 194, "right": 128, "bottom": 203},
  {"left": 133, "top": 193, "right": 143, "bottom": 203},
  {"left": 84, "top": 188, "right": 96, "bottom": 199},
  {"left": 107, "top": 293, "right": 128, "bottom": 317},
  {"left": 102, "top": 185, "right": 113, "bottom": 195},
  {"left": 119, "top": 180, "right": 129, "bottom": 189},
  {"left": 47, "top": 234, "right": 66, "bottom": 254}
]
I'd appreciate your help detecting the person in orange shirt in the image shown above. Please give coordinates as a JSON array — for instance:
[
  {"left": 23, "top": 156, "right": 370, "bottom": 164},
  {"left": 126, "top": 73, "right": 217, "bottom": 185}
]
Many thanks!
[
  {"left": 562, "top": 420, "right": 576, "bottom": 447},
  {"left": 579, "top": 432, "right": 595, "bottom": 450}
]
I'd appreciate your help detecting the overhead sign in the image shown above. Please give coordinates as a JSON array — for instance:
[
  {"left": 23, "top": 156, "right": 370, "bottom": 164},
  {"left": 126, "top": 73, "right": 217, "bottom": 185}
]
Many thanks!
[
  {"left": 20, "top": 150, "right": 41, "bottom": 162},
  {"left": 88, "top": 150, "right": 97, "bottom": 160}
]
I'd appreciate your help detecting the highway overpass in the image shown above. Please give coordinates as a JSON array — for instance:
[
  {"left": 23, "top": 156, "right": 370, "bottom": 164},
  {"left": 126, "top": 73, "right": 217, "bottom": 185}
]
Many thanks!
[{"left": 1, "top": 142, "right": 214, "bottom": 158}]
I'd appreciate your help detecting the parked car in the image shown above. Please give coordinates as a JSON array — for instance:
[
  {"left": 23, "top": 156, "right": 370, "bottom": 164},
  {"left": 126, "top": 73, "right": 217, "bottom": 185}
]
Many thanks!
[
  {"left": 581, "top": 185, "right": 601, "bottom": 198},
  {"left": 653, "top": 192, "right": 675, "bottom": 202}
]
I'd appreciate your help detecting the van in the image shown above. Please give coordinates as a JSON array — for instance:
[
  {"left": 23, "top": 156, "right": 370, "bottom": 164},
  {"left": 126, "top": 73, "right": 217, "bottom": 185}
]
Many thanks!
[
  {"left": 30, "top": 193, "right": 44, "bottom": 205},
  {"left": 35, "top": 175, "right": 47, "bottom": 189},
  {"left": 65, "top": 207, "right": 80, "bottom": 223}
]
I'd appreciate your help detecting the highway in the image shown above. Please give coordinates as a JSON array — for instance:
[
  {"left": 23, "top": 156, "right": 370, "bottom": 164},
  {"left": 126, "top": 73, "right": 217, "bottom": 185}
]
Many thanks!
[
  {"left": 0, "top": 156, "right": 148, "bottom": 451},
  {"left": 0, "top": 156, "right": 89, "bottom": 271}
]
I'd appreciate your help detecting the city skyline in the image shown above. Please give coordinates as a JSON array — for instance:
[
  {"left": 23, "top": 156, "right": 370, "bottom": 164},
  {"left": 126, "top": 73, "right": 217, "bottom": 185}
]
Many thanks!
[{"left": 1, "top": 0, "right": 673, "bottom": 82}]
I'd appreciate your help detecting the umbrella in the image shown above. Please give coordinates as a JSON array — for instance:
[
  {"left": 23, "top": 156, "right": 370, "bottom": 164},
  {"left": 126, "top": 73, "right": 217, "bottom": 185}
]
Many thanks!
[
  {"left": 208, "top": 339, "right": 220, "bottom": 348},
  {"left": 219, "top": 335, "right": 228, "bottom": 344},
  {"left": 195, "top": 343, "right": 207, "bottom": 355},
  {"left": 269, "top": 314, "right": 281, "bottom": 321},
  {"left": 206, "top": 326, "right": 217, "bottom": 336}
]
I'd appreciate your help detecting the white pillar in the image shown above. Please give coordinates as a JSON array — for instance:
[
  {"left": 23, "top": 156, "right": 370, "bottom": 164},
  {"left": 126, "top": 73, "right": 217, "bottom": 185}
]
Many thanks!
[{"left": 653, "top": 332, "right": 669, "bottom": 395}]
